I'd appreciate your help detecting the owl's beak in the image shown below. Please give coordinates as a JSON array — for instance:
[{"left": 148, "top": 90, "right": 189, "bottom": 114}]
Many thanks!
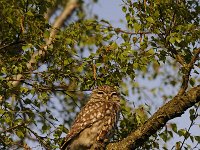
[{"left": 106, "top": 96, "right": 109, "bottom": 101}]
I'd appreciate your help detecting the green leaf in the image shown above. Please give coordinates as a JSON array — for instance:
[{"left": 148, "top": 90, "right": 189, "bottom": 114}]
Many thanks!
[
  {"left": 194, "top": 136, "right": 200, "bottom": 142},
  {"left": 22, "top": 44, "right": 31, "bottom": 51},
  {"left": 189, "top": 108, "right": 195, "bottom": 115},
  {"left": 24, "top": 98, "right": 32, "bottom": 104},
  {"left": 146, "top": 17, "right": 155, "bottom": 24},
  {"left": 110, "top": 42, "right": 118, "bottom": 50},
  {"left": 122, "top": 6, "right": 127, "bottom": 12},
  {"left": 159, "top": 132, "right": 168, "bottom": 142},
  {"left": 189, "top": 78, "right": 195, "bottom": 86},
  {"left": 20, "top": 87, "right": 29, "bottom": 93},
  {"left": 178, "top": 129, "right": 190, "bottom": 138},
  {"left": 175, "top": 37, "right": 182, "bottom": 43},
  {"left": 132, "top": 37, "right": 138, "bottom": 44},
  {"left": 26, "top": 11, "right": 34, "bottom": 16},
  {"left": 194, "top": 70, "right": 199, "bottom": 74},
  {"left": 16, "top": 130, "right": 24, "bottom": 138},
  {"left": 146, "top": 48, "right": 154, "bottom": 55},
  {"left": 44, "top": 30, "right": 50, "bottom": 39},
  {"left": 126, "top": 13, "right": 131, "bottom": 22},
  {"left": 168, "top": 130, "right": 173, "bottom": 138},
  {"left": 190, "top": 135, "right": 194, "bottom": 142},
  {"left": 169, "top": 37, "right": 176, "bottom": 44},
  {"left": 134, "top": 23, "right": 141, "bottom": 33},
  {"left": 171, "top": 123, "right": 177, "bottom": 133},
  {"left": 64, "top": 59, "right": 68, "bottom": 66},
  {"left": 133, "top": 63, "right": 139, "bottom": 69},
  {"left": 5, "top": 115, "right": 11, "bottom": 124},
  {"left": 178, "top": 129, "right": 187, "bottom": 136},
  {"left": 0, "top": 109, "right": 5, "bottom": 114},
  {"left": 42, "top": 124, "right": 48, "bottom": 132},
  {"left": 6, "top": 17, "right": 13, "bottom": 24}
]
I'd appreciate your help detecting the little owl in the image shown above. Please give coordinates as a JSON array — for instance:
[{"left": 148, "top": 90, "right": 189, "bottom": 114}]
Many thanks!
[{"left": 60, "top": 85, "right": 121, "bottom": 150}]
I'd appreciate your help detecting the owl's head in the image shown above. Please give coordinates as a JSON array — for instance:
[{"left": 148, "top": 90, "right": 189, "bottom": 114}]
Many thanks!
[{"left": 90, "top": 85, "right": 120, "bottom": 102}]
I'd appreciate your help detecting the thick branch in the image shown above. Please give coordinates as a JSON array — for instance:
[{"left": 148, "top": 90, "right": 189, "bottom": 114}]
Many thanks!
[{"left": 106, "top": 85, "right": 200, "bottom": 150}]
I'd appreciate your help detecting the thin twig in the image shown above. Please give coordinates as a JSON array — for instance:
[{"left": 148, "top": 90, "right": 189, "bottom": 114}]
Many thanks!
[
  {"left": 62, "top": 91, "right": 81, "bottom": 109},
  {"left": 0, "top": 122, "right": 28, "bottom": 133},
  {"left": 101, "top": 25, "right": 152, "bottom": 35},
  {"left": 180, "top": 103, "right": 200, "bottom": 149},
  {"left": 28, "top": 103, "right": 57, "bottom": 128},
  {"left": 178, "top": 48, "right": 200, "bottom": 95},
  {"left": 26, "top": 127, "right": 51, "bottom": 150}
]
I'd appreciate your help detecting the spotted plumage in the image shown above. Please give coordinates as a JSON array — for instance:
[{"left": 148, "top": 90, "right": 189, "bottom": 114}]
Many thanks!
[{"left": 61, "top": 85, "right": 121, "bottom": 150}]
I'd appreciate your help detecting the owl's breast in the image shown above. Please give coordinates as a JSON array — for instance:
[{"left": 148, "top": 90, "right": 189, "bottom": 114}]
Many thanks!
[
  {"left": 69, "top": 114, "right": 117, "bottom": 150},
  {"left": 68, "top": 120, "right": 105, "bottom": 149}
]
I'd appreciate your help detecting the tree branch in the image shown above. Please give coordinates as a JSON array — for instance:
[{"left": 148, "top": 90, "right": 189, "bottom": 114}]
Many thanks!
[
  {"left": 106, "top": 47, "right": 200, "bottom": 150},
  {"left": 10, "top": 0, "right": 78, "bottom": 87},
  {"left": 0, "top": 122, "right": 27, "bottom": 133},
  {"left": 178, "top": 48, "right": 200, "bottom": 95},
  {"left": 106, "top": 85, "right": 200, "bottom": 150},
  {"left": 26, "top": 127, "right": 51, "bottom": 150}
]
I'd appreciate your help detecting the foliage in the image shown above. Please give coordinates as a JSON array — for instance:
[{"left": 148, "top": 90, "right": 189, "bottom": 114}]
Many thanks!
[{"left": 0, "top": 0, "right": 199, "bottom": 149}]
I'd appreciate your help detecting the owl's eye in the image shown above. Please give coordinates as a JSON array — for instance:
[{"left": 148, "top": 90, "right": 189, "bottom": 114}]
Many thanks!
[
  {"left": 97, "top": 91, "right": 104, "bottom": 95},
  {"left": 111, "top": 92, "right": 118, "bottom": 97}
]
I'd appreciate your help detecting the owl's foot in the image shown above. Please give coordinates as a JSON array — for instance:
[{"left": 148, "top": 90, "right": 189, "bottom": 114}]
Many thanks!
[{"left": 89, "top": 142, "right": 105, "bottom": 150}]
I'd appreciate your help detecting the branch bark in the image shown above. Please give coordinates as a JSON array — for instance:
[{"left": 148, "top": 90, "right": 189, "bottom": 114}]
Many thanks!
[{"left": 106, "top": 85, "right": 200, "bottom": 150}]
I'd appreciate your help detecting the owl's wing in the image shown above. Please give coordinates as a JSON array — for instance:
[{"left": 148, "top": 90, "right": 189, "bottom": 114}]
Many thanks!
[{"left": 60, "top": 101, "right": 108, "bottom": 149}]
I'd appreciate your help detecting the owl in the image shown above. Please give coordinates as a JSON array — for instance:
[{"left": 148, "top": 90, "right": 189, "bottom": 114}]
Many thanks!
[{"left": 60, "top": 85, "right": 121, "bottom": 150}]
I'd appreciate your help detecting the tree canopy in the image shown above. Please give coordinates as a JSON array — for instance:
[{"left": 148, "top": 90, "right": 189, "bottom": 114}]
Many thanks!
[{"left": 0, "top": 0, "right": 199, "bottom": 149}]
